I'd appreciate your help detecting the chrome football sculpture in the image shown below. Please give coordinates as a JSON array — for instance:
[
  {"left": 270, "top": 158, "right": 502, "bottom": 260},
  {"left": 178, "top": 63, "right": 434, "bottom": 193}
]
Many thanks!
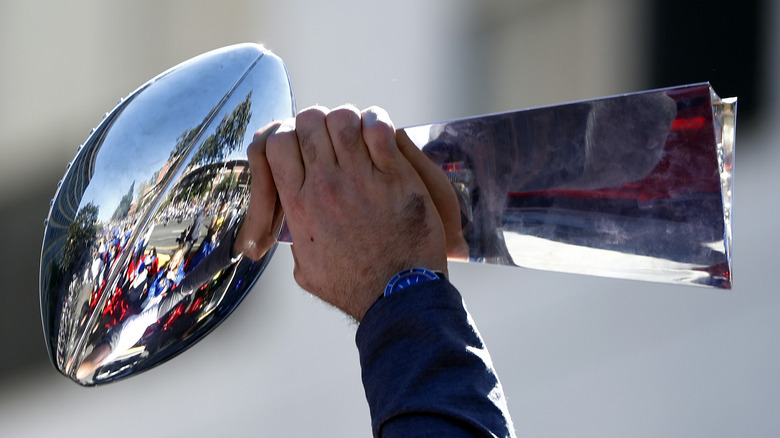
[{"left": 40, "top": 43, "right": 736, "bottom": 385}]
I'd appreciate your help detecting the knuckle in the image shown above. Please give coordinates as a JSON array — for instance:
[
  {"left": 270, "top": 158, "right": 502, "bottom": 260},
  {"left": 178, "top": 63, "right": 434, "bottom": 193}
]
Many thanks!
[
  {"left": 363, "top": 106, "right": 393, "bottom": 129},
  {"left": 328, "top": 109, "right": 361, "bottom": 148},
  {"left": 296, "top": 106, "right": 328, "bottom": 127},
  {"left": 327, "top": 105, "right": 361, "bottom": 128},
  {"left": 361, "top": 107, "right": 395, "bottom": 142}
]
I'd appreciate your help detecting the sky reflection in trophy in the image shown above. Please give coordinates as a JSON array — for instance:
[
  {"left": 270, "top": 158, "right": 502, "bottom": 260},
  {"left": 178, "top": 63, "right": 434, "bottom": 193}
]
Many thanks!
[{"left": 40, "top": 44, "right": 735, "bottom": 386}]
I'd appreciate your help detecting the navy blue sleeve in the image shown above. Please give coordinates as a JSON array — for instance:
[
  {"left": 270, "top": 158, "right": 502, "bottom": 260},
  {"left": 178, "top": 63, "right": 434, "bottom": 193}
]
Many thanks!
[{"left": 356, "top": 279, "right": 515, "bottom": 438}]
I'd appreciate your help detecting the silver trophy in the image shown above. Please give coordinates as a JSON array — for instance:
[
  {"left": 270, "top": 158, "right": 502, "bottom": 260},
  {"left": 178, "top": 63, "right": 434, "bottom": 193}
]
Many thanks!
[{"left": 40, "top": 43, "right": 736, "bottom": 386}]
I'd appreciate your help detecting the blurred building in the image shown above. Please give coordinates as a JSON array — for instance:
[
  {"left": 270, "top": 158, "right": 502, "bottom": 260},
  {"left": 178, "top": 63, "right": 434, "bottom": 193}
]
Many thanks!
[{"left": 0, "top": 1, "right": 775, "bottom": 437}]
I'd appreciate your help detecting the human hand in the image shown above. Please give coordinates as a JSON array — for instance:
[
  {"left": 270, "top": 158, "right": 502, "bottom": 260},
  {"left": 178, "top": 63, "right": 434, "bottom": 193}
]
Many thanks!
[
  {"left": 263, "top": 105, "right": 448, "bottom": 321},
  {"left": 232, "top": 124, "right": 284, "bottom": 261},
  {"left": 237, "top": 122, "right": 469, "bottom": 264},
  {"left": 396, "top": 130, "right": 469, "bottom": 261}
]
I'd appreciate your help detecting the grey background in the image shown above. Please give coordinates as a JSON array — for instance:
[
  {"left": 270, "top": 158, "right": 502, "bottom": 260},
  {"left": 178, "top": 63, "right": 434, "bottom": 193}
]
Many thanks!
[{"left": 1, "top": 1, "right": 777, "bottom": 436}]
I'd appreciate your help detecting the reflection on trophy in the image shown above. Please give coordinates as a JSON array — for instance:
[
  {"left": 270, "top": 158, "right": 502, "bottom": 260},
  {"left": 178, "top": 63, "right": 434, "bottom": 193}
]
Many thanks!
[
  {"left": 403, "top": 85, "right": 734, "bottom": 287},
  {"left": 40, "top": 43, "right": 735, "bottom": 386}
]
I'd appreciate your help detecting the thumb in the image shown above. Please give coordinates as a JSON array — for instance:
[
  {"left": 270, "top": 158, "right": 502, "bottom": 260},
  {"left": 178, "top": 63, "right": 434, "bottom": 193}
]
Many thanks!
[{"left": 233, "top": 122, "right": 284, "bottom": 261}]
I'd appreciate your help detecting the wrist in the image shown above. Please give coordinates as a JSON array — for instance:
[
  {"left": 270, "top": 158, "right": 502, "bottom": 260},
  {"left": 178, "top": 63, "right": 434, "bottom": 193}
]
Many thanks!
[
  {"left": 383, "top": 267, "right": 446, "bottom": 298},
  {"left": 354, "top": 266, "right": 447, "bottom": 322}
]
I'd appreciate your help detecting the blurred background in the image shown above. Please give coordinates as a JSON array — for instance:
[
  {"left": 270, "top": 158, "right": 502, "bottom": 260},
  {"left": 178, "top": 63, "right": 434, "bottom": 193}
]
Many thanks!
[{"left": 1, "top": 0, "right": 777, "bottom": 436}]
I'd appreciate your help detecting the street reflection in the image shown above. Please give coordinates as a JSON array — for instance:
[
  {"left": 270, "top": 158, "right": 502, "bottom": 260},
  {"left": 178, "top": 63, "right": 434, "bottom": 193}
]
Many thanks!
[
  {"left": 52, "top": 94, "right": 258, "bottom": 383},
  {"left": 40, "top": 44, "right": 296, "bottom": 386}
]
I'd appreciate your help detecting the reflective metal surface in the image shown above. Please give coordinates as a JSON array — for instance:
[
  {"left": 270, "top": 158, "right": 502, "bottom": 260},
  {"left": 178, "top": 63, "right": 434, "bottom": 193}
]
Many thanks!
[
  {"left": 40, "top": 43, "right": 295, "bottom": 385},
  {"left": 401, "top": 84, "right": 735, "bottom": 288},
  {"left": 42, "top": 42, "right": 735, "bottom": 386}
]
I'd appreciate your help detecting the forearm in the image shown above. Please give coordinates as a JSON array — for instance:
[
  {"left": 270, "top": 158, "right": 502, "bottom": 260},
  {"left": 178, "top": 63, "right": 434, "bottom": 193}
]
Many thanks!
[{"left": 356, "top": 280, "right": 515, "bottom": 438}]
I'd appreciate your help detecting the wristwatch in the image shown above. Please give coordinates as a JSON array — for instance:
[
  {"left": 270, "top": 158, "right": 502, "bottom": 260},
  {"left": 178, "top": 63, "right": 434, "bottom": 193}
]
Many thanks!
[{"left": 383, "top": 268, "right": 445, "bottom": 297}]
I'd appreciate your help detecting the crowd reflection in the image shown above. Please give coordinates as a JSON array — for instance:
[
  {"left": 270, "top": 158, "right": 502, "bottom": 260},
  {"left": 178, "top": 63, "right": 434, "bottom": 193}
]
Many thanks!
[{"left": 62, "top": 161, "right": 251, "bottom": 382}]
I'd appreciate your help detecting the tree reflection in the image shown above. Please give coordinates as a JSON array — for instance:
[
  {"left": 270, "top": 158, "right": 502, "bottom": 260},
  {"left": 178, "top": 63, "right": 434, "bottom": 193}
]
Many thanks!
[
  {"left": 111, "top": 182, "right": 135, "bottom": 221},
  {"left": 56, "top": 92, "right": 259, "bottom": 383},
  {"left": 62, "top": 203, "right": 100, "bottom": 273},
  {"left": 192, "top": 91, "right": 253, "bottom": 166}
]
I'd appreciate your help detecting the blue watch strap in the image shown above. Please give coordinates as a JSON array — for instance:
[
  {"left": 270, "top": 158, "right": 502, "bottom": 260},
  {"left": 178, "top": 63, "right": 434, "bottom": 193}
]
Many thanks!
[{"left": 384, "top": 268, "right": 444, "bottom": 297}]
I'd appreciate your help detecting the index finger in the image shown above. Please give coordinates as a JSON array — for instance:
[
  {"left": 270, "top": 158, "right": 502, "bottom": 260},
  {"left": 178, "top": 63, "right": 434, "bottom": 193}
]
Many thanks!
[{"left": 266, "top": 117, "right": 306, "bottom": 197}]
